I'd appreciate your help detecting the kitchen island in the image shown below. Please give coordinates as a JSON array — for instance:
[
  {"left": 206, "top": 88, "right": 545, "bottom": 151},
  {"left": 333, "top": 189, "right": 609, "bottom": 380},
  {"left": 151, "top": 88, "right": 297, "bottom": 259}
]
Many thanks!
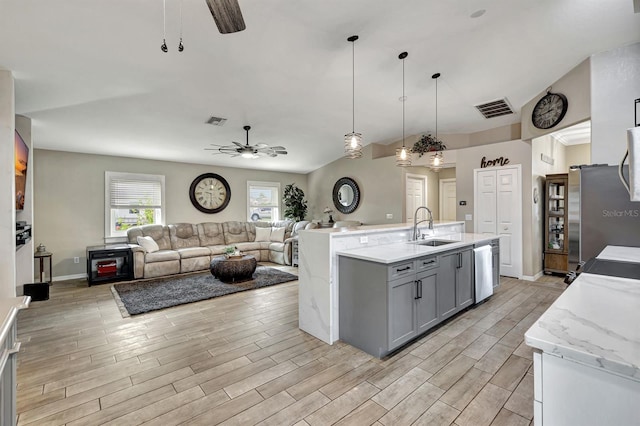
[
  {"left": 524, "top": 246, "right": 640, "bottom": 426},
  {"left": 336, "top": 233, "right": 500, "bottom": 358},
  {"left": 298, "top": 221, "right": 466, "bottom": 344}
]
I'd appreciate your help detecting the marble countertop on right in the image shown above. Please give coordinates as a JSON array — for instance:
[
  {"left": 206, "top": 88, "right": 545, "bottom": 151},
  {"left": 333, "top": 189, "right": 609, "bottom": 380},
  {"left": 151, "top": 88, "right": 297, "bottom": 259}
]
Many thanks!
[{"left": 525, "top": 265, "right": 640, "bottom": 381}]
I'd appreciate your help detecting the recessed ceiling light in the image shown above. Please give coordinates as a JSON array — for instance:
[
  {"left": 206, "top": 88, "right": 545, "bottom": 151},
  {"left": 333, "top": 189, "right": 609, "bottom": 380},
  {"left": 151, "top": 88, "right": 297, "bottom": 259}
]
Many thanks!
[{"left": 470, "top": 9, "right": 486, "bottom": 18}]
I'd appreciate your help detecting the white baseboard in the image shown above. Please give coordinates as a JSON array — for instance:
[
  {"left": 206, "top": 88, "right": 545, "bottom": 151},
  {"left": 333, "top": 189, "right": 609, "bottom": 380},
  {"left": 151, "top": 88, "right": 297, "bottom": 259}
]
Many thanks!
[
  {"left": 51, "top": 273, "right": 87, "bottom": 282},
  {"left": 522, "top": 271, "right": 544, "bottom": 282}
]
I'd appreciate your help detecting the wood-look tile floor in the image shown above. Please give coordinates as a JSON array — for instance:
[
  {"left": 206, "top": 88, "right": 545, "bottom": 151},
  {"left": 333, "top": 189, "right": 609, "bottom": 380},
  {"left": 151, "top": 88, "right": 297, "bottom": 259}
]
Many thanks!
[{"left": 16, "top": 265, "right": 566, "bottom": 426}]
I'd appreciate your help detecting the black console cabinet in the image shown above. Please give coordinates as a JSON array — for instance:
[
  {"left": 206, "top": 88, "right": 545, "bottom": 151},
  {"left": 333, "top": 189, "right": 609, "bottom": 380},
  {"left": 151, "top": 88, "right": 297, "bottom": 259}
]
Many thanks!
[{"left": 86, "top": 244, "right": 133, "bottom": 286}]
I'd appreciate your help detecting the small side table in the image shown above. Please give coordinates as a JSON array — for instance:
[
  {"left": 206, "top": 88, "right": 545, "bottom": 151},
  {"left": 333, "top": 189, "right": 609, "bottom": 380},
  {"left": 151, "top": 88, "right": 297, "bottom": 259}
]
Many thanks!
[{"left": 34, "top": 251, "right": 53, "bottom": 283}]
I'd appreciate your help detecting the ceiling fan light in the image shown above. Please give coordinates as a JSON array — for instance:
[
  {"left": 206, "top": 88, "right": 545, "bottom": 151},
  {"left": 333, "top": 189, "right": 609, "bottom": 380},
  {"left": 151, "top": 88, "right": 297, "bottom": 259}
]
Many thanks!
[{"left": 344, "top": 132, "right": 363, "bottom": 159}]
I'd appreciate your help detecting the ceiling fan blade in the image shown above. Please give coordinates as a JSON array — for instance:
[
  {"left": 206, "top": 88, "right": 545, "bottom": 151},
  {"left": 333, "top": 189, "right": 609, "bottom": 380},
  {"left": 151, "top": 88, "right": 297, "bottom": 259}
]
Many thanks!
[
  {"left": 205, "top": 0, "right": 246, "bottom": 34},
  {"left": 275, "top": 150, "right": 288, "bottom": 155},
  {"left": 232, "top": 141, "right": 244, "bottom": 147},
  {"left": 270, "top": 146, "right": 286, "bottom": 150}
]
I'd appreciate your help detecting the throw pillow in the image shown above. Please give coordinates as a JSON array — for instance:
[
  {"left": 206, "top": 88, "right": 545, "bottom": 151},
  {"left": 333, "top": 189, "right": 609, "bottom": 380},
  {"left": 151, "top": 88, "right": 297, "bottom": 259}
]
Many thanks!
[
  {"left": 137, "top": 235, "right": 159, "bottom": 253},
  {"left": 270, "top": 226, "right": 286, "bottom": 242},
  {"left": 255, "top": 226, "right": 271, "bottom": 242}
]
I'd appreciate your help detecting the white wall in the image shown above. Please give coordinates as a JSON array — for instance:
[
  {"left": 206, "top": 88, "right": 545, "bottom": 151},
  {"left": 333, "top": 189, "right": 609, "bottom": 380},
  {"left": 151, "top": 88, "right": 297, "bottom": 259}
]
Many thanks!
[
  {"left": 590, "top": 42, "right": 640, "bottom": 165},
  {"left": 34, "top": 149, "right": 308, "bottom": 279},
  {"left": 0, "top": 71, "right": 16, "bottom": 298},
  {"left": 564, "top": 143, "right": 591, "bottom": 170}
]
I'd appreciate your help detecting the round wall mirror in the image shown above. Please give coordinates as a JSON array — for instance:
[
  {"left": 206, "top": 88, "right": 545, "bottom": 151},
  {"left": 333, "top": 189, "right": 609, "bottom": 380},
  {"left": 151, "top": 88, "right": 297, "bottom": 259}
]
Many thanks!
[{"left": 333, "top": 177, "right": 360, "bottom": 214}]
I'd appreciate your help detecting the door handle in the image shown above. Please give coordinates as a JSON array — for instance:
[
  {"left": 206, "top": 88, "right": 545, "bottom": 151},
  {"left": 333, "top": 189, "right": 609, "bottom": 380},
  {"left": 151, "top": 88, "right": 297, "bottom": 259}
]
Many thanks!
[
  {"left": 414, "top": 280, "right": 420, "bottom": 300},
  {"left": 418, "top": 279, "right": 422, "bottom": 299}
]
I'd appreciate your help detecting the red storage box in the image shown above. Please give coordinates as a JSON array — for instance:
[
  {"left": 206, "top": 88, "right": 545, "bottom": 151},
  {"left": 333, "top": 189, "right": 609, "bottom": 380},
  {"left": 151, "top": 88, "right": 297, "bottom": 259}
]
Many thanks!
[{"left": 96, "top": 260, "right": 117, "bottom": 277}]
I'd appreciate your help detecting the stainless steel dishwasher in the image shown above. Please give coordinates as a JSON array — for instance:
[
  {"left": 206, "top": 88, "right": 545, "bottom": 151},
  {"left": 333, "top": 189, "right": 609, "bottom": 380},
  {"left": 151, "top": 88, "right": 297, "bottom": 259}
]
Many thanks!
[{"left": 474, "top": 239, "right": 500, "bottom": 303}]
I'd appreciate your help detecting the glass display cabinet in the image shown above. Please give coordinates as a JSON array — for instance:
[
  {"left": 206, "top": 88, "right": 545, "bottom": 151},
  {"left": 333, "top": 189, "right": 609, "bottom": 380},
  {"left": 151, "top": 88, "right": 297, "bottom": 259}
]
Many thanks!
[{"left": 544, "top": 173, "right": 569, "bottom": 274}]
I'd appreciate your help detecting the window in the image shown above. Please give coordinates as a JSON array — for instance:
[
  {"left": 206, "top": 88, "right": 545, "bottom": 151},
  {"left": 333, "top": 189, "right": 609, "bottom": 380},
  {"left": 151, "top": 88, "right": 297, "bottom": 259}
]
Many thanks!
[
  {"left": 247, "top": 181, "right": 280, "bottom": 222},
  {"left": 105, "top": 171, "right": 165, "bottom": 239}
]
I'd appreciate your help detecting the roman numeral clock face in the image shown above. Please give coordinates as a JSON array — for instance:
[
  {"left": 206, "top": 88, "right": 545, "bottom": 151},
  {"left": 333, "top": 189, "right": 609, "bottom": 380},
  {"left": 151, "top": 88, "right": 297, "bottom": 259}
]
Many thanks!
[
  {"left": 532, "top": 92, "right": 568, "bottom": 130},
  {"left": 189, "top": 173, "right": 231, "bottom": 213}
]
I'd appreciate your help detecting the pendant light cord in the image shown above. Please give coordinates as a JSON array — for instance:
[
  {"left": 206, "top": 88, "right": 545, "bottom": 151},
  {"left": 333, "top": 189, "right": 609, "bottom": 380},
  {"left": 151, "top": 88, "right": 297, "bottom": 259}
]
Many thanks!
[
  {"left": 402, "top": 56, "right": 405, "bottom": 148},
  {"left": 163, "top": 0, "right": 166, "bottom": 40},
  {"left": 352, "top": 39, "right": 355, "bottom": 133},
  {"left": 435, "top": 76, "right": 438, "bottom": 140}
]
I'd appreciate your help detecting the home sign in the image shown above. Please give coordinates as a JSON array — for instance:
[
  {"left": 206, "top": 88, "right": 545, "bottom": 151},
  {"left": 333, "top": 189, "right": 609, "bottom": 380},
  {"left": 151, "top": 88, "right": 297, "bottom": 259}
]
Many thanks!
[{"left": 480, "top": 156, "right": 510, "bottom": 168}]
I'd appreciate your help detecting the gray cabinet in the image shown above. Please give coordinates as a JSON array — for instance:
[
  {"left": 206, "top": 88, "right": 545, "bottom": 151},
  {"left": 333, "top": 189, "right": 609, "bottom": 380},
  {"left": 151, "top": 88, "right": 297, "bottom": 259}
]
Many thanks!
[
  {"left": 388, "top": 275, "right": 418, "bottom": 349},
  {"left": 339, "top": 244, "right": 477, "bottom": 358},
  {"left": 456, "top": 248, "right": 473, "bottom": 309},
  {"left": 416, "top": 269, "right": 438, "bottom": 333},
  {"left": 491, "top": 239, "right": 500, "bottom": 288},
  {"left": 437, "top": 252, "right": 457, "bottom": 320}
]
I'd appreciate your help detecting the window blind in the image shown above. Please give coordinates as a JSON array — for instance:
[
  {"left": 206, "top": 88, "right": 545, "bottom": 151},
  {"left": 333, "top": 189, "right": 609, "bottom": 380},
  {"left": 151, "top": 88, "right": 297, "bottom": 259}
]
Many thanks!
[{"left": 109, "top": 178, "right": 162, "bottom": 208}]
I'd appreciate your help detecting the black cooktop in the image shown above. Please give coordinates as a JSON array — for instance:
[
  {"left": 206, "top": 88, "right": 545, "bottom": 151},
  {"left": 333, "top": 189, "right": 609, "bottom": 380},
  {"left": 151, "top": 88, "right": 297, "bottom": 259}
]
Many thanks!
[{"left": 582, "top": 258, "right": 640, "bottom": 280}]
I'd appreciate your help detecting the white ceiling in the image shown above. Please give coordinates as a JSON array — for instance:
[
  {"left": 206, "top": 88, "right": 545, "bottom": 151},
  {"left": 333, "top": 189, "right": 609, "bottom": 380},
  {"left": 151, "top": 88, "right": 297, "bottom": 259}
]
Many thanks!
[{"left": 1, "top": 0, "right": 639, "bottom": 173}]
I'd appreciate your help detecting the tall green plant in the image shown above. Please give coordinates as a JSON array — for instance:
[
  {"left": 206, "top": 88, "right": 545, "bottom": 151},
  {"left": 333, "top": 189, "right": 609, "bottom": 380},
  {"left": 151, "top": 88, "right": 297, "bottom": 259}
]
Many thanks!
[{"left": 283, "top": 183, "right": 308, "bottom": 221}]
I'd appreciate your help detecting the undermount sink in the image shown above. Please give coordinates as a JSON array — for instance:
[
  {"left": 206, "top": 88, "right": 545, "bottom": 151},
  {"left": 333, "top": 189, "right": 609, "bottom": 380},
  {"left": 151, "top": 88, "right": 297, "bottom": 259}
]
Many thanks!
[{"left": 412, "top": 239, "right": 457, "bottom": 247}]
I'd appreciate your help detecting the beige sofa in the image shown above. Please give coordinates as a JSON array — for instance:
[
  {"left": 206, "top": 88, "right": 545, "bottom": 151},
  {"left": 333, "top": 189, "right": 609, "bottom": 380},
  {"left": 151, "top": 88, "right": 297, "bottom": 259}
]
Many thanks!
[{"left": 126, "top": 220, "right": 315, "bottom": 279}]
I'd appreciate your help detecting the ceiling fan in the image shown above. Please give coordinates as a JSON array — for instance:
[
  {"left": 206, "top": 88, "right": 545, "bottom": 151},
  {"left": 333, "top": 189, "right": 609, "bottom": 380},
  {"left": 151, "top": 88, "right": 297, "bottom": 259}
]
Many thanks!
[
  {"left": 206, "top": 126, "right": 288, "bottom": 159},
  {"left": 205, "top": 0, "right": 246, "bottom": 34}
]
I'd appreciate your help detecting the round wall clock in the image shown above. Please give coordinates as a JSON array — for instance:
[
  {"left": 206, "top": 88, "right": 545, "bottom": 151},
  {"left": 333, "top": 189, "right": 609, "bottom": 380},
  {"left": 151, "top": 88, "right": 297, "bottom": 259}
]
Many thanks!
[
  {"left": 189, "top": 173, "right": 231, "bottom": 213},
  {"left": 532, "top": 91, "right": 568, "bottom": 130}
]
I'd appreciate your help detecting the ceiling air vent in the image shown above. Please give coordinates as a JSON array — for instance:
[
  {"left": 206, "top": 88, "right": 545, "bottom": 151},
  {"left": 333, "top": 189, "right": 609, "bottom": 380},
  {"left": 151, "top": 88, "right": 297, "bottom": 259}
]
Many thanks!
[
  {"left": 206, "top": 116, "right": 227, "bottom": 126},
  {"left": 475, "top": 98, "right": 514, "bottom": 119}
]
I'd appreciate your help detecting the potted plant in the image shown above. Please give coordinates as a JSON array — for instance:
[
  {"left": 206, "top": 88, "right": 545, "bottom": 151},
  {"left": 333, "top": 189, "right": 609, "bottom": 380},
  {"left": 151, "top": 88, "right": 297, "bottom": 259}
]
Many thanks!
[
  {"left": 283, "top": 183, "right": 308, "bottom": 221},
  {"left": 411, "top": 134, "right": 446, "bottom": 157}
]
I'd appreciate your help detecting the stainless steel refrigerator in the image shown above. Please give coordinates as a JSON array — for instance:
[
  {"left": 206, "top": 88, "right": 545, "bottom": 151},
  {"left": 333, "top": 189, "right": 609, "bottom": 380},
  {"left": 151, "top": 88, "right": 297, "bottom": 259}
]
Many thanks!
[{"left": 568, "top": 165, "right": 640, "bottom": 271}]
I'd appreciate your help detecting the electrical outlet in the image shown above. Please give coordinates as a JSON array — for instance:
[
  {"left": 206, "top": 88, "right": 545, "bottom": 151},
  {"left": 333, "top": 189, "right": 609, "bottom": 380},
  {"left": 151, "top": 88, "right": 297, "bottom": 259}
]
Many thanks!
[
  {"left": 465, "top": 214, "right": 472, "bottom": 221},
  {"left": 386, "top": 213, "right": 393, "bottom": 219},
  {"left": 360, "top": 236, "right": 368, "bottom": 244},
  {"left": 73, "top": 257, "right": 80, "bottom": 264}
]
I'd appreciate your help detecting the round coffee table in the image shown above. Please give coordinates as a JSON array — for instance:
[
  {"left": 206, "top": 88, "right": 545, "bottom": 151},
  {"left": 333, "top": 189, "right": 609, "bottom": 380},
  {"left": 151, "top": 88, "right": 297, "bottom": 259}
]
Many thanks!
[{"left": 209, "top": 255, "right": 257, "bottom": 283}]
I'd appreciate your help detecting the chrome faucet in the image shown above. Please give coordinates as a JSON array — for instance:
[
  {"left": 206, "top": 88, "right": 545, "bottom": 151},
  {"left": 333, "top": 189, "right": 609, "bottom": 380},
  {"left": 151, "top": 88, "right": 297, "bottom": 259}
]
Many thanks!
[{"left": 413, "top": 206, "right": 434, "bottom": 240}]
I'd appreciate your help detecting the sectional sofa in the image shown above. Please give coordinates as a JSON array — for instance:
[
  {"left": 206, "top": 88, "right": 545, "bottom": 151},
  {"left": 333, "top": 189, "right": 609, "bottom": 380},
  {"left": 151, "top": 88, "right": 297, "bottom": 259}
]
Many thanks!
[{"left": 126, "top": 220, "right": 316, "bottom": 279}]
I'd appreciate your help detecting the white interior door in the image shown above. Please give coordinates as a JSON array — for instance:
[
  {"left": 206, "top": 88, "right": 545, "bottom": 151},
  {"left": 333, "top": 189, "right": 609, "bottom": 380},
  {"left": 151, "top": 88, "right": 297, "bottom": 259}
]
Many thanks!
[
  {"left": 496, "top": 167, "right": 522, "bottom": 278},
  {"left": 474, "top": 166, "right": 523, "bottom": 279},
  {"left": 475, "top": 170, "right": 497, "bottom": 235},
  {"left": 406, "top": 174, "right": 426, "bottom": 222},
  {"left": 439, "top": 178, "right": 457, "bottom": 221}
]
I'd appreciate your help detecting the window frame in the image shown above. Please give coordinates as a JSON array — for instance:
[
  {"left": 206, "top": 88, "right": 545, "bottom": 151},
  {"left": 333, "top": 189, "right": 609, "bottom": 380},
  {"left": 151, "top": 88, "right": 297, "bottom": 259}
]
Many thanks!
[
  {"left": 104, "top": 171, "right": 166, "bottom": 242},
  {"left": 247, "top": 181, "right": 281, "bottom": 222}
]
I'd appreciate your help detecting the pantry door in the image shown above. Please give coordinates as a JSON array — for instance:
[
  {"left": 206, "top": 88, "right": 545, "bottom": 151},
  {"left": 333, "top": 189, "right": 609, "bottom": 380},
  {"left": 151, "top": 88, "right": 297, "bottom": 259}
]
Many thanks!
[{"left": 474, "top": 165, "right": 522, "bottom": 279}]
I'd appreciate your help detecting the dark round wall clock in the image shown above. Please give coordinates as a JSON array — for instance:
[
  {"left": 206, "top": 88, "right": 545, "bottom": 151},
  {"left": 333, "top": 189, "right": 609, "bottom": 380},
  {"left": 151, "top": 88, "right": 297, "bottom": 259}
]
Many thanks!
[
  {"left": 531, "top": 91, "right": 568, "bottom": 130},
  {"left": 189, "top": 173, "right": 231, "bottom": 213}
]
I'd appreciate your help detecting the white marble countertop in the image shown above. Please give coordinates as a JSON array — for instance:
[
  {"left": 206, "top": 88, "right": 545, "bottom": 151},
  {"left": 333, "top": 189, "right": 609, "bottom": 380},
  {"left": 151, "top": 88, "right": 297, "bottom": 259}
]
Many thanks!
[
  {"left": 335, "top": 233, "right": 499, "bottom": 264},
  {"left": 597, "top": 245, "right": 640, "bottom": 263},
  {"left": 0, "top": 296, "right": 30, "bottom": 346},
  {"left": 302, "top": 221, "right": 465, "bottom": 237},
  {"left": 525, "top": 271, "right": 640, "bottom": 381}
]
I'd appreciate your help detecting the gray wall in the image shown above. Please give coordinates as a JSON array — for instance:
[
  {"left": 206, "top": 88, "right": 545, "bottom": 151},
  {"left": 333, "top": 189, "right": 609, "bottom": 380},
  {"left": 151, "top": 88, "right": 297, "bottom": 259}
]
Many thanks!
[
  {"left": 591, "top": 42, "right": 640, "bottom": 165},
  {"left": 34, "top": 149, "right": 308, "bottom": 279},
  {"left": 307, "top": 144, "right": 405, "bottom": 225}
]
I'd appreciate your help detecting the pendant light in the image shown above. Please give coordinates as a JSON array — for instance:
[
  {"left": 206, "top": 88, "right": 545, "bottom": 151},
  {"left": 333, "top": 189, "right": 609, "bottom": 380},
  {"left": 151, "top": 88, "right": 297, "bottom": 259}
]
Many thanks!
[
  {"left": 396, "top": 52, "right": 411, "bottom": 167},
  {"left": 430, "top": 73, "right": 443, "bottom": 172},
  {"left": 344, "top": 35, "right": 363, "bottom": 159}
]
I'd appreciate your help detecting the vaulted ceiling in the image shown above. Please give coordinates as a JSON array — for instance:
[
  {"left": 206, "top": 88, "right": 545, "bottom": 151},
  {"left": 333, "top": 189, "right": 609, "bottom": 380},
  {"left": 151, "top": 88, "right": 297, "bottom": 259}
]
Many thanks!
[{"left": 1, "top": 0, "right": 639, "bottom": 173}]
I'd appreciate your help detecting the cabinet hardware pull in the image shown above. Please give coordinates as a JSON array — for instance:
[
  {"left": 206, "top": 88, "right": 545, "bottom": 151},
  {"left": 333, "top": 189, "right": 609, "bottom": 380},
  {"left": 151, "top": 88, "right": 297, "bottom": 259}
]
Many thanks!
[
  {"left": 418, "top": 279, "right": 422, "bottom": 299},
  {"left": 423, "top": 260, "right": 435, "bottom": 265},
  {"left": 414, "top": 280, "right": 420, "bottom": 300},
  {"left": 396, "top": 266, "right": 411, "bottom": 272}
]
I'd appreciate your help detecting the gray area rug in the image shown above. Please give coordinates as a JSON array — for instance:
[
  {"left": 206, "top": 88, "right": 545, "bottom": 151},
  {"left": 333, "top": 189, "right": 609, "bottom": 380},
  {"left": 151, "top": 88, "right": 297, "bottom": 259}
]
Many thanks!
[{"left": 111, "top": 266, "right": 297, "bottom": 316}]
